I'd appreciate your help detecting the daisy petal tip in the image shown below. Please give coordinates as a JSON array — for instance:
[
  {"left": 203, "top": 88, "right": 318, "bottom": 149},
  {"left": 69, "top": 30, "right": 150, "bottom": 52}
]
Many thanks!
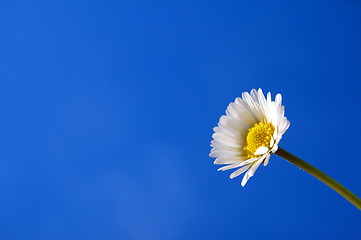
[
  {"left": 241, "top": 179, "right": 247, "bottom": 187},
  {"left": 263, "top": 156, "right": 270, "bottom": 166},
  {"left": 241, "top": 175, "right": 250, "bottom": 187}
]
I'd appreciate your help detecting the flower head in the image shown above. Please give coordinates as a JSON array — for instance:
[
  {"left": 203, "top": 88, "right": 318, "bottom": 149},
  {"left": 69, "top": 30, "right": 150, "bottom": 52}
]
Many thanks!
[{"left": 210, "top": 89, "right": 290, "bottom": 186}]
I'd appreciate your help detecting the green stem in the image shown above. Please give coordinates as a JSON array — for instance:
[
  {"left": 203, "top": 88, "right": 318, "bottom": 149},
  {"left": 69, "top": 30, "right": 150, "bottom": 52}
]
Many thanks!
[{"left": 275, "top": 147, "right": 361, "bottom": 210}]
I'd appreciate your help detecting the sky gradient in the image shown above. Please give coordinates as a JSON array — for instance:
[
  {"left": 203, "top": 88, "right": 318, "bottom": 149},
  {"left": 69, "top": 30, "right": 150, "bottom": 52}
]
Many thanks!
[{"left": 0, "top": 1, "right": 360, "bottom": 239}]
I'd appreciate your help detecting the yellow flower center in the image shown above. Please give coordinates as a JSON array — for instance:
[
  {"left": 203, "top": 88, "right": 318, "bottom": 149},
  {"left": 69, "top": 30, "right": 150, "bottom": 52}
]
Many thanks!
[{"left": 243, "top": 122, "right": 275, "bottom": 158}]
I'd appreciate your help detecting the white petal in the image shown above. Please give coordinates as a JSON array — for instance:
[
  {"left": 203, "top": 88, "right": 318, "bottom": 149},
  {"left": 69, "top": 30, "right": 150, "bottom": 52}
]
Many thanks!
[
  {"left": 241, "top": 171, "right": 251, "bottom": 187},
  {"left": 250, "top": 89, "right": 260, "bottom": 104},
  {"left": 242, "top": 91, "right": 259, "bottom": 113},
  {"left": 275, "top": 93, "right": 282, "bottom": 106},
  {"left": 226, "top": 102, "right": 257, "bottom": 126},
  {"left": 241, "top": 155, "right": 267, "bottom": 187},
  {"left": 258, "top": 89, "right": 274, "bottom": 123},
  {"left": 212, "top": 132, "right": 241, "bottom": 146},
  {"left": 214, "top": 156, "right": 246, "bottom": 165},
  {"left": 211, "top": 140, "right": 242, "bottom": 149},
  {"left": 254, "top": 146, "right": 269, "bottom": 155},
  {"left": 270, "top": 137, "right": 275, "bottom": 148},
  {"left": 239, "top": 157, "right": 259, "bottom": 166},
  {"left": 218, "top": 162, "right": 243, "bottom": 171},
  {"left": 234, "top": 97, "right": 263, "bottom": 123},
  {"left": 230, "top": 165, "right": 251, "bottom": 179},
  {"left": 241, "top": 166, "right": 259, "bottom": 187},
  {"left": 209, "top": 149, "right": 242, "bottom": 158},
  {"left": 210, "top": 142, "right": 242, "bottom": 152},
  {"left": 217, "top": 157, "right": 258, "bottom": 170},
  {"left": 267, "top": 92, "right": 272, "bottom": 103},
  {"left": 248, "top": 155, "right": 266, "bottom": 176},
  {"left": 214, "top": 125, "right": 240, "bottom": 139},
  {"left": 263, "top": 154, "right": 271, "bottom": 166},
  {"left": 271, "top": 144, "right": 278, "bottom": 153},
  {"left": 278, "top": 118, "right": 290, "bottom": 135},
  {"left": 220, "top": 116, "right": 249, "bottom": 134}
]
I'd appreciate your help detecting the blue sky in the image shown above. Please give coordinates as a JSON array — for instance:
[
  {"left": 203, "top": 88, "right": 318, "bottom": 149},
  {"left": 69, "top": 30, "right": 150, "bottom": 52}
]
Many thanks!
[{"left": 0, "top": 1, "right": 360, "bottom": 239}]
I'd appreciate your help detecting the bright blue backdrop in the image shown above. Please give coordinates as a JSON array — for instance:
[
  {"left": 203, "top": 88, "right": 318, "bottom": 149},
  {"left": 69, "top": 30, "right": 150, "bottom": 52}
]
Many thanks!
[{"left": 0, "top": 1, "right": 360, "bottom": 239}]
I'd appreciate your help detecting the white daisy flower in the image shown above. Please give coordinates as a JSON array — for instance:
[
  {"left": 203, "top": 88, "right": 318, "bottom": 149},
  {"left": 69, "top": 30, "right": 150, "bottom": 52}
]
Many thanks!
[{"left": 210, "top": 89, "right": 290, "bottom": 186}]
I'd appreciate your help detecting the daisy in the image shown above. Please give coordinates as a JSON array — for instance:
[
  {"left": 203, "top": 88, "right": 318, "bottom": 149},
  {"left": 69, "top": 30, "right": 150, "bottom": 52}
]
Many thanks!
[
  {"left": 210, "top": 88, "right": 290, "bottom": 186},
  {"left": 209, "top": 89, "right": 361, "bottom": 209}
]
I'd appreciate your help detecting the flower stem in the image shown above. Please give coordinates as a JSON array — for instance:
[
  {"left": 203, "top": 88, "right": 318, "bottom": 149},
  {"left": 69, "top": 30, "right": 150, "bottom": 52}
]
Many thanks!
[{"left": 275, "top": 147, "right": 361, "bottom": 210}]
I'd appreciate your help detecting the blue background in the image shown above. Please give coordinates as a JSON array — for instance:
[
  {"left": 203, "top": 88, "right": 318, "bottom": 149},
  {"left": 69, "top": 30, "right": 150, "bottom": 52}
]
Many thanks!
[{"left": 0, "top": 1, "right": 360, "bottom": 239}]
